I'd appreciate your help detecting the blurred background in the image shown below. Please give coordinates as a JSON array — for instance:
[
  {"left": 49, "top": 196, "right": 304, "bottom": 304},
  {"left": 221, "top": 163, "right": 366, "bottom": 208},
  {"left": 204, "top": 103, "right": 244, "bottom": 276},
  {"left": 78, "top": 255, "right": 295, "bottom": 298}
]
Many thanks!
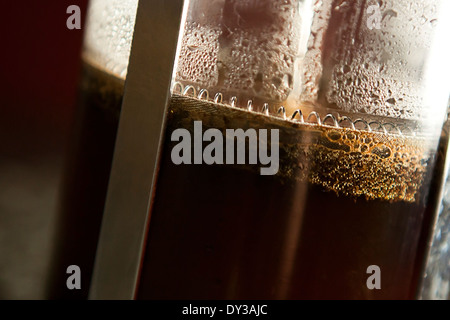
[{"left": 0, "top": 1, "right": 89, "bottom": 299}]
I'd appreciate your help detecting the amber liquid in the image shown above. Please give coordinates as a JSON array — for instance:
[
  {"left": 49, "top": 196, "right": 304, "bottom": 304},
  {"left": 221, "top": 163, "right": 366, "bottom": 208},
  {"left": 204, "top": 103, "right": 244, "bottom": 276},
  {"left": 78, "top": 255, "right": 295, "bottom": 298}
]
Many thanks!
[{"left": 48, "top": 62, "right": 447, "bottom": 299}]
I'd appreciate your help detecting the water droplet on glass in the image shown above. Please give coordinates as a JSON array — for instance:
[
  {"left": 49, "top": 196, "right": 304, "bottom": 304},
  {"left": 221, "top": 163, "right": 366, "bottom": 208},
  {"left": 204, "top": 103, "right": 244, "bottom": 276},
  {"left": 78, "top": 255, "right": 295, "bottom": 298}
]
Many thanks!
[{"left": 283, "top": 74, "right": 292, "bottom": 88}]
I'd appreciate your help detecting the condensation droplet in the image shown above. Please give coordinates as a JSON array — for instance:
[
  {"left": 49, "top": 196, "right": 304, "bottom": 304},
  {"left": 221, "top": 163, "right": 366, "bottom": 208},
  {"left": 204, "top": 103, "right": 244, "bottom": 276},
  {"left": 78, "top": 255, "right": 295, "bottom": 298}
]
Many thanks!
[
  {"left": 187, "top": 45, "right": 199, "bottom": 52},
  {"left": 386, "top": 98, "right": 396, "bottom": 107},
  {"left": 342, "top": 64, "right": 351, "bottom": 73},
  {"left": 283, "top": 74, "right": 292, "bottom": 88}
]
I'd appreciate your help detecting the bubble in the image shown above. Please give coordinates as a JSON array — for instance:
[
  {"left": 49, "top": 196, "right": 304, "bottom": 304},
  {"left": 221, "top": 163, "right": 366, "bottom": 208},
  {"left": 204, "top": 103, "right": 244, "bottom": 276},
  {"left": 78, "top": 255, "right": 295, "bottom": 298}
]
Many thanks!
[
  {"left": 371, "top": 145, "right": 392, "bottom": 159},
  {"left": 346, "top": 133, "right": 356, "bottom": 140},
  {"left": 327, "top": 131, "right": 342, "bottom": 141}
]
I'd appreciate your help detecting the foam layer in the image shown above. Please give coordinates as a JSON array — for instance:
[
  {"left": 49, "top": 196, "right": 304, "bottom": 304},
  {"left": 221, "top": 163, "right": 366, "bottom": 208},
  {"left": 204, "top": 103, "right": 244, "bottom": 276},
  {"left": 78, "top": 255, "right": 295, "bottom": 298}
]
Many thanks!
[{"left": 168, "top": 94, "right": 434, "bottom": 203}]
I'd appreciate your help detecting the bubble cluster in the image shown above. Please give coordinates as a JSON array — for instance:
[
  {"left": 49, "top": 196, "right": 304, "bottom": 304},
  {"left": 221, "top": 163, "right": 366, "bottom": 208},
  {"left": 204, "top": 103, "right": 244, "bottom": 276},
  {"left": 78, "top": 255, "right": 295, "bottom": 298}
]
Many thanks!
[
  {"left": 313, "top": 124, "right": 430, "bottom": 201},
  {"left": 302, "top": 124, "right": 430, "bottom": 202}
]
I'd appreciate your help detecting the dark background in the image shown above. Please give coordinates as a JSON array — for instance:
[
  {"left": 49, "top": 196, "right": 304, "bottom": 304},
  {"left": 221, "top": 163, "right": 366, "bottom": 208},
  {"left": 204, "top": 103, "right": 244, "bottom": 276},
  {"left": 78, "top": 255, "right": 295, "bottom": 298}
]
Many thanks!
[{"left": 0, "top": 1, "right": 89, "bottom": 299}]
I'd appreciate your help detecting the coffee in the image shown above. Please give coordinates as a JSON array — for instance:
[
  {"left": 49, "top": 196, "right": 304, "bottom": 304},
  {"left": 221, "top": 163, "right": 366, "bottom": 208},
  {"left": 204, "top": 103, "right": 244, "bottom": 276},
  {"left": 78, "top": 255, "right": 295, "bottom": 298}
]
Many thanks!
[{"left": 136, "top": 92, "right": 444, "bottom": 299}]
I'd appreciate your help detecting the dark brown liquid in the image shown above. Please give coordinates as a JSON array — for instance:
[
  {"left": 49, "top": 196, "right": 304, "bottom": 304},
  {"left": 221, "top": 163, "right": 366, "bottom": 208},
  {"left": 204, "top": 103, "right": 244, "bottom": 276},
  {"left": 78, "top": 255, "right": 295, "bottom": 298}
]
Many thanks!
[
  {"left": 49, "top": 62, "right": 446, "bottom": 300},
  {"left": 46, "top": 62, "right": 123, "bottom": 299},
  {"left": 135, "top": 94, "right": 443, "bottom": 300}
]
